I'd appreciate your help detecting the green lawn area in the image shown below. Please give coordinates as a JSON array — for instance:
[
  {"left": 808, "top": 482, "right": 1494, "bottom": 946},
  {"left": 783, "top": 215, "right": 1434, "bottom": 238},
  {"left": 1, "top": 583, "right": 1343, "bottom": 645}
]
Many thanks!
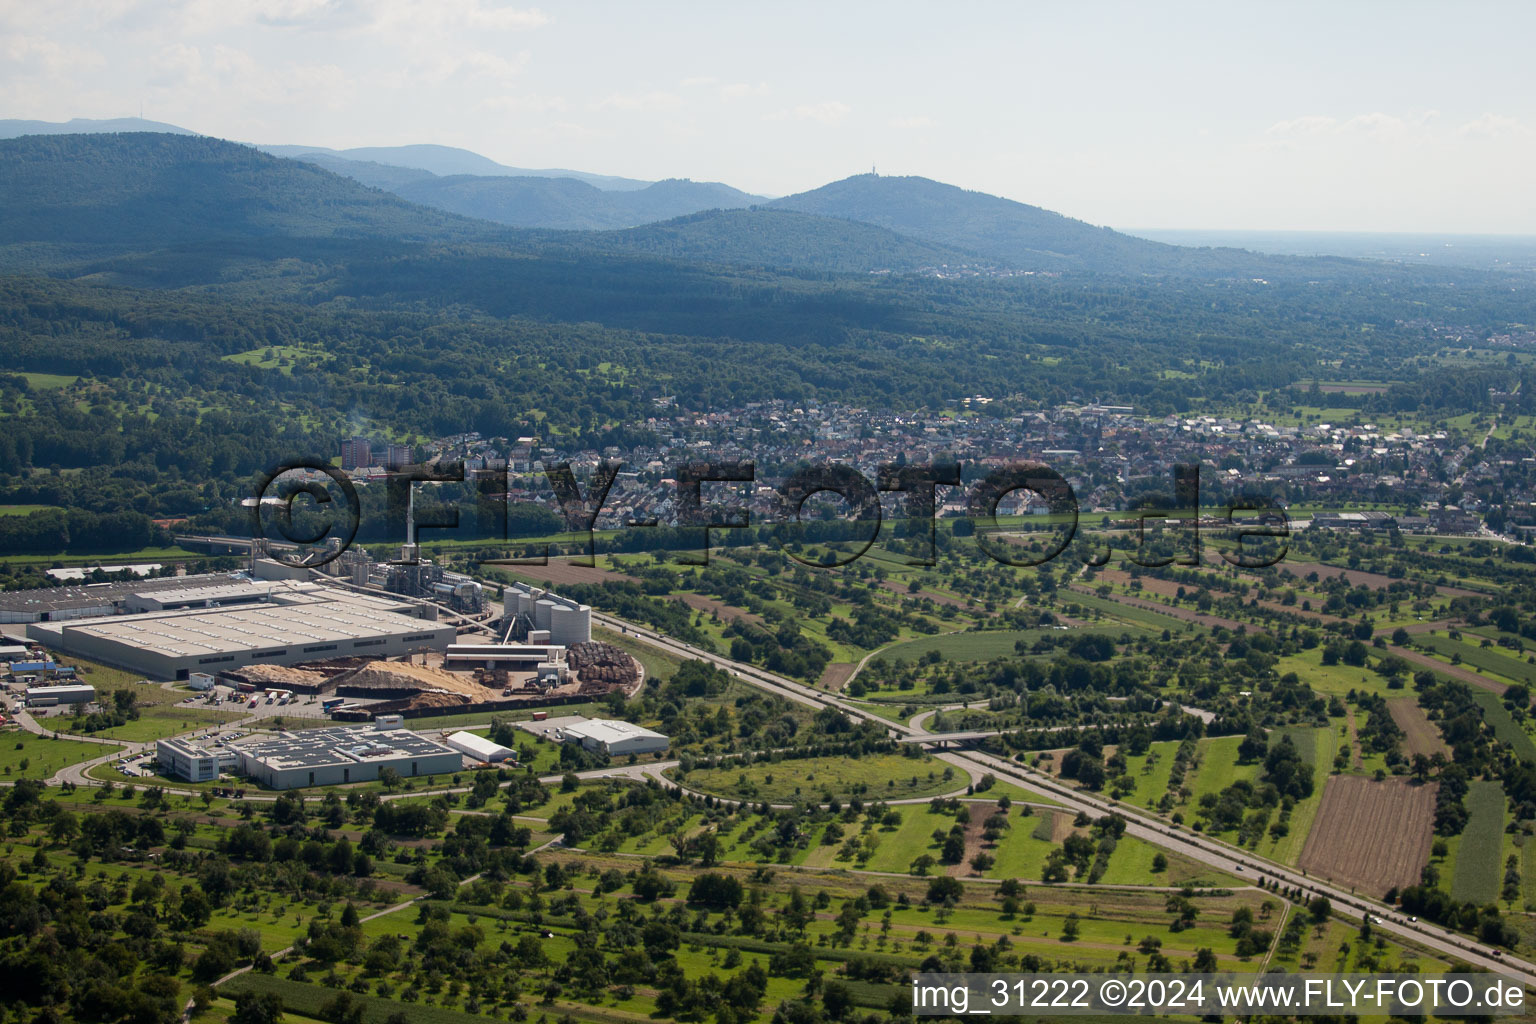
[
  {"left": 1185, "top": 735, "right": 1260, "bottom": 806},
  {"left": 18, "top": 371, "right": 78, "bottom": 389},
  {"left": 0, "top": 503, "right": 62, "bottom": 516},
  {"left": 860, "top": 803, "right": 961, "bottom": 873},
  {"left": 0, "top": 545, "right": 208, "bottom": 569},
  {"left": 672, "top": 752, "right": 963, "bottom": 804},
  {"left": 1276, "top": 647, "right": 1398, "bottom": 698},
  {"left": 1061, "top": 590, "right": 1191, "bottom": 634},
  {"left": 400, "top": 701, "right": 594, "bottom": 733},
  {"left": 1096, "top": 833, "right": 1231, "bottom": 886},
  {"left": 878, "top": 629, "right": 1049, "bottom": 664},
  {"left": 0, "top": 731, "right": 120, "bottom": 779},
  {"left": 221, "top": 345, "right": 307, "bottom": 373},
  {"left": 59, "top": 657, "right": 177, "bottom": 702},
  {"left": 73, "top": 704, "right": 245, "bottom": 743},
  {"left": 1520, "top": 832, "right": 1536, "bottom": 911},
  {"left": 1449, "top": 780, "right": 1506, "bottom": 906},
  {"left": 1110, "top": 738, "right": 1180, "bottom": 811},
  {"left": 1263, "top": 725, "right": 1338, "bottom": 865},
  {"left": 843, "top": 699, "right": 917, "bottom": 724}
]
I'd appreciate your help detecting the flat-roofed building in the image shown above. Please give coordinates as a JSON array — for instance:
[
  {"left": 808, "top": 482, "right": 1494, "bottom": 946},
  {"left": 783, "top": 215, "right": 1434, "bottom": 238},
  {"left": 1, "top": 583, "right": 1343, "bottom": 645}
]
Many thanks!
[
  {"left": 157, "top": 737, "right": 237, "bottom": 782},
  {"left": 0, "top": 572, "right": 246, "bottom": 624},
  {"left": 562, "top": 718, "right": 668, "bottom": 756},
  {"left": 26, "top": 583, "right": 452, "bottom": 681},
  {"left": 444, "top": 643, "right": 565, "bottom": 669},
  {"left": 233, "top": 725, "right": 462, "bottom": 789},
  {"left": 445, "top": 730, "right": 515, "bottom": 763},
  {"left": 24, "top": 683, "right": 95, "bottom": 706}
]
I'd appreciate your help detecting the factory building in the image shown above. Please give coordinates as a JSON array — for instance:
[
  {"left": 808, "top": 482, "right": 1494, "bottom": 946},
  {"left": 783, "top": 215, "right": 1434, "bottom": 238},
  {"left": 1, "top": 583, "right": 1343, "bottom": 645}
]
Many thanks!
[
  {"left": 233, "top": 725, "right": 462, "bottom": 789},
  {"left": 445, "top": 730, "right": 515, "bottom": 763},
  {"left": 562, "top": 718, "right": 668, "bottom": 757},
  {"left": 26, "top": 582, "right": 453, "bottom": 681},
  {"left": 444, "top": 642, "right": 565, "bottom": 668},
  {"left": 503, "top": 582, "right": 590, "bottom": 645},
  {"left": 0, "top": 572, "right": 247, "bottom": 624},
  {"left": 24, "top": 683, "right": 96, "bottom": 707},
  {"left": 156, "top": 737, "right": 238, "bottom": 782}
]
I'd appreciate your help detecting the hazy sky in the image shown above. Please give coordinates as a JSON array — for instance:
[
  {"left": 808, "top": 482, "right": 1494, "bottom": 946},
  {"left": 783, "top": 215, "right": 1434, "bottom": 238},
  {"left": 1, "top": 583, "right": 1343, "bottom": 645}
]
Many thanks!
[{"left": 5, "top": 1, "right": 1536, "bottom": 233}]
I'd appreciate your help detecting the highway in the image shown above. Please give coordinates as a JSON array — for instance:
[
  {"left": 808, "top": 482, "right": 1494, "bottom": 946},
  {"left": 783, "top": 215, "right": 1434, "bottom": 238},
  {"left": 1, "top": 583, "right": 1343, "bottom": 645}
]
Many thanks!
[{"left": 592, "top": 610, "right": 1536, "bottom": 986}]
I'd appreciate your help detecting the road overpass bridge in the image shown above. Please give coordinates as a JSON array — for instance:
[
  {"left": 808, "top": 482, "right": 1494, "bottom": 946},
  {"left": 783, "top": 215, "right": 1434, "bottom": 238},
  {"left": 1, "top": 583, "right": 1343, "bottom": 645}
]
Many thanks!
[{"left": 897, "top": 730, "right": 997, "bottom": 746}]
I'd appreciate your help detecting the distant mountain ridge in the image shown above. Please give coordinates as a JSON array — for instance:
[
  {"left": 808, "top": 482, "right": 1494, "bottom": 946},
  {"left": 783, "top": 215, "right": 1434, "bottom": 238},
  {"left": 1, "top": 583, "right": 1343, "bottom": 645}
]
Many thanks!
[
  {"left": 0, "top": 117, "right": 1252, "bottom": 275},
  {"left": 258, "top": 142, "right": 654, "bottom": 192},
  {"left": 541, "top": 207, "right": 986, "bottom": 272},
  {"left": 0, "top": 133, "right": 958, "bottom": 278},
  {"left": 390, "top": 173, "right": 763, "bottom": 231},
  {"left": 0, "top": 133, "right": 505, "bottom": 249},
  {"left": 0, "top": 129, "right": 1397, "bottom": 282},
  {"left": 0, "top": 117, "right": 199, "bottom": 138},
  {"left": 768, "top": 173, "right": 1181, "bottom": 273}
]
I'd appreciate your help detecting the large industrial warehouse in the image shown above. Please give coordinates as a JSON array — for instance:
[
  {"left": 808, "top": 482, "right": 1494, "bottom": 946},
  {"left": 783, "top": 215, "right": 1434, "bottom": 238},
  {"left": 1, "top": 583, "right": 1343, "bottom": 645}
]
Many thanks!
[
  {"left": 25, "top": 581, "right": 453, "bottom": 680},
  {"left": 0, "top": 571, "right": 250, "bottom": 624},
  {"left": 563, "top": 718, "right": 669, "bottom": 756},
  {"left": 233, "top": 725, "right": 464, "bottom": 788}
]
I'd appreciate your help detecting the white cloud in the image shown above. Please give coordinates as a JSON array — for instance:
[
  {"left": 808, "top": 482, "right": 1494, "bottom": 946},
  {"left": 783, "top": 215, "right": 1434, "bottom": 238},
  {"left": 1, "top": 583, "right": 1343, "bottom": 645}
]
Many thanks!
[
  {"left": 366, "top": 0, "right": 548, "bottom": 33},
  {"left": 1458, "top": 112, "right": 1526, "bottom": 140},
  {"left": 411, "top": 49, "right": 530, "bottom": 89},
  {"left": 1337, "top": 111, "right": 1412, "bottom": 138},
  {"left": 768, "top": 100, "right": 850, "bottom": 124},
  {"left": 718, "top": 81, "right": 769, "bottom": 100},
  {"left": 1264, "top": 115, "right": 1339, "bottom": 137},
  {"left": 593, "top": 90, "right": 682, "bottom": 112},
  {"left": 1257, "top": 110, "right": 1443, "bottom": 152},
  {"left": 0, "top": 33, "right": 104, "bottom": 74},
  {"left": 889, "top": 115, "right": 933, "bottom": 129},
  {"left": 481, "top": 92, "right": 567, "bottom": 114}
]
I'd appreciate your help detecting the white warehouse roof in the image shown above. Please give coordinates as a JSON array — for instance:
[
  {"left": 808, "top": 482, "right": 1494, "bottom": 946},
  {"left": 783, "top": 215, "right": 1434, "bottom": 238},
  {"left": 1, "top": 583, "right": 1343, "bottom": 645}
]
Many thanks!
[
  {"left": 445, "top": 730, "right": 514, "bottom": 762},
  {"left": 563, "top": 719, "right": 666, "bottom": 746}
]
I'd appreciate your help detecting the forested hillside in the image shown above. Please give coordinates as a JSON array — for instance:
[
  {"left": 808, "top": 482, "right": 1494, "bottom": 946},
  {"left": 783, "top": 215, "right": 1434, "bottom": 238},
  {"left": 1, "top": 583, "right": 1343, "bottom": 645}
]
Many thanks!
[{"left": 0, "top": 134, "right": 505, "bottom": 248}]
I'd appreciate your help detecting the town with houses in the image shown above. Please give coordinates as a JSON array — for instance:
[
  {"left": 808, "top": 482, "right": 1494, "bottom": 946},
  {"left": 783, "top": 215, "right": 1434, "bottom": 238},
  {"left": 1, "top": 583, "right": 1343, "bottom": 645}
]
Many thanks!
[{"left": 337, "top": 399, "right": 1523, "bottom": 541}]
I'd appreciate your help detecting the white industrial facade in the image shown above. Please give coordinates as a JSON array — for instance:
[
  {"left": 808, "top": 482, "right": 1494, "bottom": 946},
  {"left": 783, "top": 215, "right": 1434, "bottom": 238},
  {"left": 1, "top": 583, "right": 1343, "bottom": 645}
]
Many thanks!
[
  {"left": 26, "top": 583, "right": 453, "bottom": 681},
  {"left": 24, "top": 683, "right": 96, "bottom": 706},
  {"left": 157, "top": 737, "right": 238, "bottom": 782},
  {"left": 232, "top": 725, "right": 462, "bottom": 789},
  {"left": 445, "top": 730, "right": 515, "bottom": 762},
  {"left": 563, "top": 718, "right": 668, "bottom": 756}
]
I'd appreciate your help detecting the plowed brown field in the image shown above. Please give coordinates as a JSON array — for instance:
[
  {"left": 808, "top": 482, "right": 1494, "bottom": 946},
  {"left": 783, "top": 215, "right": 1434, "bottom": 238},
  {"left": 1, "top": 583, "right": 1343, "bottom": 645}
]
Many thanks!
[{"left": 1298, "top": 775, "right": 1436, "bottom": 896}]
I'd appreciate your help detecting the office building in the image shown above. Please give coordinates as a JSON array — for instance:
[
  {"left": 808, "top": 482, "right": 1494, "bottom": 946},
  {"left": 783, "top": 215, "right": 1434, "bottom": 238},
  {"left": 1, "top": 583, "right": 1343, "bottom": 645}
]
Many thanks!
[
  {"left": 233, "top": 725, "right": 462, "bottom": 789},
  {"left": 341, "top": 437, "right": 372, "bottom": 471}
]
